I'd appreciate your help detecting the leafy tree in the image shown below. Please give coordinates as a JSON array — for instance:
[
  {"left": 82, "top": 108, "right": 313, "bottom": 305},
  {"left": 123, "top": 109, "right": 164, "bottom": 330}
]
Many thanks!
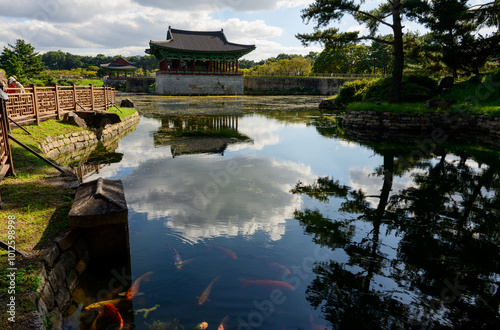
[
  {"left": 0, "top": 39, "right": 45, "bottom": 82},
  {"left": 409, "top": 0, "right": 500, "bottom": 77},
  {"left": 296, "top": 0, "right": 411, "bottom": 103},
  {"left": 41, "top": 50, "right": 66, "bottom": 70},
  {"left": 313, "top": 44, "right": 370, "bottom": 74}
]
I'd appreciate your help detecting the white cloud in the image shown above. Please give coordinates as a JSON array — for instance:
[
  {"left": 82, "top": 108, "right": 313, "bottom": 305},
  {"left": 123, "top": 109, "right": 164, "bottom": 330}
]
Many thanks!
[{"left": 0, "top": 0, "right": 317, "bottom": 60}]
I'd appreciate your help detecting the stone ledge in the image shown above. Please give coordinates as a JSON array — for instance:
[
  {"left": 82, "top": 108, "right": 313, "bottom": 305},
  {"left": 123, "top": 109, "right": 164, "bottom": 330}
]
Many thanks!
[
  {"left": 341, "top": 111, "right": 500, "bottom": 136},
  {"left": 40, "top": 112, "right": 140, "bottom": 158}
]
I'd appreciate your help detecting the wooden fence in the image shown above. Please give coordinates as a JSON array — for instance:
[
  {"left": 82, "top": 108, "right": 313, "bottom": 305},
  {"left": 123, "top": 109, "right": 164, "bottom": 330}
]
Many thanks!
[
  {"left": 0, "top": 90, "right": 15, "bottom": 190},
  {"left": 0, "top": 84, "right": 116, "bottom": 197},
  {"left": 3, "top": 84, "right": 116, "bottom": 127}
]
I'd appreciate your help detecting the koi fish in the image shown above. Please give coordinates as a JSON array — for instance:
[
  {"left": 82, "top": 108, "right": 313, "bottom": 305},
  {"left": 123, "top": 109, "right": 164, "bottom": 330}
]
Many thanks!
[
  {"left": 167, "top": 244, "right": 192, "bottom": 270},
  {"left": 309, "top": 314, "right": 330, "bottom": 330},
  {"left": 217, "top": 315, "right": 229, "bottom": 330},
  {"left": 239, "top": 278, "right": 295, "bottom": 291},
  {"left": 196, "top": 321, "right": 208, "bottom": 329},
  {"left": 90, "top": 303, "right": 124, "bottom": 330},
  {"left": 208, "top": 244, "right": 237, "bottom": 259},
  {"left": 197, "top": 275, "right": 220, "bottom": 305},
  {"left": 85, "top": 298, "right": 125, "bottom": 311},
  {"left": 265, "top": 260, "right": 291, "bottom": 275},
  {"left": 126, "top": 271, "right": 153, "bottom": 300},
  {"left": 85, "top": 271, "right": 153, "bottom": 311}
]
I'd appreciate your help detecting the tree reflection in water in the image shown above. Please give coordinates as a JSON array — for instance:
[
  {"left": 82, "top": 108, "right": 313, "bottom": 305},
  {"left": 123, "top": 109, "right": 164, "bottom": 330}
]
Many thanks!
[{"left": 291, "top": 128, "right": 500, "bottom": 329}]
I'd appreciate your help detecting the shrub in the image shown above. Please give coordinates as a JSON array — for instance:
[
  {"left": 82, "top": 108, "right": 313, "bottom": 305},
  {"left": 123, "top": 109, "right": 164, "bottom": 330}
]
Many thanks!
[
  {"left": 335, "top": 79, "right": 371, "bottom": 105},
  {"left": 337, "top": 75, "right": 438, "bottom": 104}
]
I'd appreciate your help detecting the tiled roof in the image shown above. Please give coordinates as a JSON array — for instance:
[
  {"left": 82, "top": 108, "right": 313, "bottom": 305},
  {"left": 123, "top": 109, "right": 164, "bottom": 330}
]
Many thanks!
[
  {"left": 149, "top": 27, "right": 255, "bottom": 53},
  {"left": 100, "top": 57, "right": 140, "bottom": 69}
]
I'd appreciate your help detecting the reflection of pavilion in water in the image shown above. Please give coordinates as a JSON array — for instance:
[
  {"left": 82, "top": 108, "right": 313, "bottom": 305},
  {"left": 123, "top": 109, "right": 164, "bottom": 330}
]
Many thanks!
[
  {"left": 154, "top": 115, "right": 251, "bottom": 157},
  {"left": 162, "top": 115, "right": 239, "bottom": 131}
]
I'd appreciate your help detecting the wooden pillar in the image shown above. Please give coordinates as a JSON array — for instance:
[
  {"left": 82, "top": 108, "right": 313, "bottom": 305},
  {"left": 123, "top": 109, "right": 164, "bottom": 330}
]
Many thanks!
[
  {"left": 54, "top": 84, "right": 61, "bottom": 119},
  {"left": 192, "top": 60, "right": 196, "bottom": 72},
  {"left": 104, "top": 86, "right": 108, "bottom": 109},
  {"left": 72, "top": 83, "right": 77, "bottom": 111},
  {"left": 209, "top": 60, "right": 213, "bottom": 73},
  {"left": 31, "top": 84, "right": 40, "bottom": 125},
  {"left": 90, "top": 84, "right": 94, "bottom": 111},
  {"left": 236, "top": 60, "right": 239, "bottom": 73},
  {"left": 178, "top": 59, "right": 181, "bottom": 72}
]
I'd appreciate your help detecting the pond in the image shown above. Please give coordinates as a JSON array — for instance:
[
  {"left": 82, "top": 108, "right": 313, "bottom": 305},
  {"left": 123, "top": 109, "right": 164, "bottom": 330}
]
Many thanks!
[{"left": 64, "top": 95, "right": 500, "bottom": 329}]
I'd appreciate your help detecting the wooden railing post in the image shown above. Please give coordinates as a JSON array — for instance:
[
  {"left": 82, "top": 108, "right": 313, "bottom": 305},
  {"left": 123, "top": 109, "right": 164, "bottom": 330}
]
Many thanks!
[
  {"left": 31, "top": 84, "right": 40, "bottom": 125},
  {"left": 104, "top": 86, "right": 108, "bottom": 109},
  {"left": 54, "top": 84, "right": 62, "bottom": 119},
  {"left": 90, "top": 84, "right": 94, "bottom": 111},
  {"left": 72, "top": 83, "right": 77, "bottom": 111}
]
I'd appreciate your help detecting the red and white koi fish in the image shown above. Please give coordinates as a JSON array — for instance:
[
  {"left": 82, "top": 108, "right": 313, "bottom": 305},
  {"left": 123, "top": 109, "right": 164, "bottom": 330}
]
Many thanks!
[
  {"left": 208, "top": 244, "right": 237, "bottom": 259},
  {"left": 239, "top": 278, "right": 295, "bottom": 291},
  {"left": 217, "top": 315, "right": 229, "bottom": 330},
  {"left": 167, "top": 244, "right": 192, "bottom": 269},
  {"left": 309, "top": 314, "right": 331, "bottom": 330},
  {"left": 90, "top": 302, "right": 124, "bottom": 330},
  {"left": 197, "top": 275, "right": 220, "bottom": 305}
]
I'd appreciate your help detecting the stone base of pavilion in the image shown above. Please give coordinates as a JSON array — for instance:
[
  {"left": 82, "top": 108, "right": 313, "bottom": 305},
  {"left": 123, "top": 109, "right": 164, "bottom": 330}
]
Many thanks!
[{"left": 155, "top": 73, "right": 244, "bottom": 95}]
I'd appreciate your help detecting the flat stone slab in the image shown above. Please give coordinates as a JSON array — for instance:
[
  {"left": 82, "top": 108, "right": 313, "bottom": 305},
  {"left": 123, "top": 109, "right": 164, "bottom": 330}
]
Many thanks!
[{"left": 68, "top": 178, "right": 128, "bottom": 227}]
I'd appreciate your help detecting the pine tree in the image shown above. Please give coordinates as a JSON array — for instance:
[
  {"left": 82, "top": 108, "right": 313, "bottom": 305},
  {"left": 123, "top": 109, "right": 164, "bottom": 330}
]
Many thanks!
[{"left": 0, "top": 39, "right": 45, "bottom": 83}]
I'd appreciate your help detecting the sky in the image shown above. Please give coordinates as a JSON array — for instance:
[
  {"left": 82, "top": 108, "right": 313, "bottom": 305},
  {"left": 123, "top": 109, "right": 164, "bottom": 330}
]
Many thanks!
[{"left": 0, "top": 0, "right": 493, "bottom": 62}]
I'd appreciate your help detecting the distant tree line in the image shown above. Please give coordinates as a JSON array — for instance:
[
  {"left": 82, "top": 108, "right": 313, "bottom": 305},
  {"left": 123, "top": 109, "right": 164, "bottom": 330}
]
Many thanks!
[{"left": 40, "top": 50, "right": 159, "bottom": 75}]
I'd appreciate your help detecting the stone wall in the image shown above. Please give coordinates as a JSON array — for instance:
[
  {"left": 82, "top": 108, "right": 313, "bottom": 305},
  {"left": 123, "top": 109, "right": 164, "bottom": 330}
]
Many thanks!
[
  {"left": 103, "top": 79, "right": 125, "bottom": 90},
  {"left": 244, "top": 77, "right": 358, "bottom": 95},
  {"left": 26, "top": 230, "right": 89, "bottom": 330},
  {"left": 340, "top": 110, "right": 500, "bottom": 148},
  {"left": 125, "top": 77, "right": 155, "bottom": 93},
  {"left": 155, "top": 74, "right": 244, "bottom": 95},
  {"left": 40, "top": 112, "right": 140, "bottom": 159}
]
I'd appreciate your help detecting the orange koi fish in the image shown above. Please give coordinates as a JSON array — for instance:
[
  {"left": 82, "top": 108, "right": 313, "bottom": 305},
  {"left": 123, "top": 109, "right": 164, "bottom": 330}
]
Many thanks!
[
  {"left": 265, "top": 260, "right": 291, "bottom": 275},
  {"left": 90, "top": 303, "right": 124, "bottom": 330},
  {"left": 208, "top": 244, "right": 237, "bottom": 259},
  {"left": 217, "top": 315, "right": 229, "bottom": 330},
  {"left": 85, "top": 272, "right": 152, "bottom": 311},
  {"left": 126, "top": 271, "right": 153, "bottom": 300},
  {"left": 309, "top": 314, "right": 331, "bottom": 330},
  {"left": 197, "top": 275, "right": 220, "bottom": 305},
  {"left": 239, "top": 278, "right": 295, "bottom": 291}
]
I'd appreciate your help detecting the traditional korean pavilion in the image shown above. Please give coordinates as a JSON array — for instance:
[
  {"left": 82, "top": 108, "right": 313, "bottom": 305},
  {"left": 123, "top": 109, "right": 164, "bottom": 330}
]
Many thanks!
[
  {"left": 100, "top": 57, "right": 140, "bottom": 79},
  {"left": 147, "top": 27, "right": 255, "bottom": 95}
]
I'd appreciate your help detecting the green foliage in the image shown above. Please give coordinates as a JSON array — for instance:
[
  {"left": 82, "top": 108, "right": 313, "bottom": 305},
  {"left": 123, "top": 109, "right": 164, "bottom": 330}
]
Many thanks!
[
  {"left": 335, "top": 79, "right": 372, "bottom": 104},
  {"left": 313, "top": 45, "right": 371, "bottom": 74},
  {"left": 0, "top": 39, "right": 45, "bottom": 83},
  {"left": 245, "top": 57, "right": 312, "bottom": 76},
  {"left": 336, "top": 75, "right": 438, "bottom": 105}
]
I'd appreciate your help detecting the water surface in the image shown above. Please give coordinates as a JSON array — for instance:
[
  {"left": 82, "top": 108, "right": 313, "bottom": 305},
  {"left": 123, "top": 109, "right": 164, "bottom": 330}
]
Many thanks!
[{"left": 65, "top": 96, "right": 500, "bottom": 329}]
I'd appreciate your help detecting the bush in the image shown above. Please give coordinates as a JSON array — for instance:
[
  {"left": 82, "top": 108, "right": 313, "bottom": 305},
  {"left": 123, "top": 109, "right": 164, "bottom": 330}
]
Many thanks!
[
  {"left": 335, "top": 79, "right": 371, "bottom": 105},
  {"left": 337, "top": 75, "right": 438, "bottom": 104}
]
